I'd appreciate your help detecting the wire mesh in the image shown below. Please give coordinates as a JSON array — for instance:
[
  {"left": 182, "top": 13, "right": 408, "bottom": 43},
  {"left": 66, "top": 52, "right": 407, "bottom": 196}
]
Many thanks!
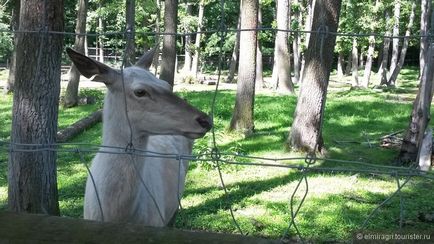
[{"left": 1, "top": 0, "right": 434, "bottom": 242}]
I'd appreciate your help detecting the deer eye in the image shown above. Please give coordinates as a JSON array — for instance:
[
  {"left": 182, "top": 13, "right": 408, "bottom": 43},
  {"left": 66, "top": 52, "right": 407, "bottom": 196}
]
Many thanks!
[{"left": 134, "top": 89, "right": 149, "bottom": 98}]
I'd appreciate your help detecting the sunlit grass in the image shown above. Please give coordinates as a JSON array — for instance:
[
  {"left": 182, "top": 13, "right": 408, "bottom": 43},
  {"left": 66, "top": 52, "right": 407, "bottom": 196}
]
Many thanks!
[{"left": 0, "top": 68, "right": 433, "bottom": 242}]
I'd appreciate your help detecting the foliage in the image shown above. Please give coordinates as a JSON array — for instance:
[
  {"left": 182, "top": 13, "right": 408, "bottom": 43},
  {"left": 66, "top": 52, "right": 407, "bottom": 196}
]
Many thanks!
[{"left": 0, "top": 2, "right": 12, "bottom": 62}]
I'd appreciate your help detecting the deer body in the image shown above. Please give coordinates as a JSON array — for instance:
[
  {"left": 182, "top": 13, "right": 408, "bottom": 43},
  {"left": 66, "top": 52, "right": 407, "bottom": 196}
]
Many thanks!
[{"left": 67, "top": 49, "right": 211, "bottom": 226}]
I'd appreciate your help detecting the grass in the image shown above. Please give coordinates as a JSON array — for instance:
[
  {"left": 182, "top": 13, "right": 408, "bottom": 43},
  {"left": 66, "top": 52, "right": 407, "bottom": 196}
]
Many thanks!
[{"left": 1, "top": 68, "right": 433, "bottom": 242}]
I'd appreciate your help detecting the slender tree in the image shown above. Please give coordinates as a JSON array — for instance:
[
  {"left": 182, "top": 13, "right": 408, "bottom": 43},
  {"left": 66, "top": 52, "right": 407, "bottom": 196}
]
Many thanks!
[
  {"left": 287, "top": 0, "right": 342, "bottom": 154},
  {"left": 182, "top": 2, "right": 193, "bottom": 73},
  {"left": 159, "top": 0, "right": 178, "bottom": 86},
  {"left": 124, "top": 0, "right": 136, "bottom": 66},
  {"left": 380, "top": 11, "right": 392, "bottom": 85},
  {"left": 387, "top": 0, "right": 416, "bottom": 86},
  {"left": 9, "top": 0, "right": 64, "bottom": 215},
  {"left": 299, "top": 0, "right": 315, "bottom": 84},
  {"left": 255, "top": 3, "right": 264, "bottom": 88},
  {"left": 191, "top": 0, "right": 205, "bottom": 77},
  {"left": 64, "top": 0, "right": 88, "bottom": 107},
  {"left": 227, "top": 5, "right": 241, "bottom": 83},
  {"left": 351, "top": 37, "right": 359, "bottom": 86},
  {"left": 229, "top": 0, "right": 258, "bottom": 134},
  {"left": 271, "top": 0, "right": 294, "bottom": 93},
  {"left": 389, "top": 0, "right": 400, "bottom": 76},
  {"left": 420, "top": 0, "right": 431, "bottom": 78},
  {"left": 152, "top": 0, "right": 162, "bottom": 75},
  {"left": 292, "top": 0, "right": 301, "bottom": 84}
]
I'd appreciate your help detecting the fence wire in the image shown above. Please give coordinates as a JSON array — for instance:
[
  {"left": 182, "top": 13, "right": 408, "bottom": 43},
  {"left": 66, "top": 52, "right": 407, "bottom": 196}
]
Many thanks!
[{"left": 1, "top": 1, "right": 434, "bottom": 242}]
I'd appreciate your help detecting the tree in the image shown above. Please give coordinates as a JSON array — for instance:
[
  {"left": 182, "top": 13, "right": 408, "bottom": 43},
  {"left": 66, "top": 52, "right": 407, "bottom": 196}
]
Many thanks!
[
  {"left": 182, "top": 2, "right": 193, "bottom": 73},
  {"left": 229, "top": 0, "right": 258, "bottom": 134},
  {"left": 8, "top": 0, "right": 64, "bottom": 215},
  {"left": 299, "top": 0, "right": 315, "bottom": 84},
  {"left": 389, "top": 0, "right": 400, "bottom": 77},
  {"left": 292, "top": 0, "right": 302, "bottom": 84},
  {"left": 191, "top": 0, "right": 205, "bottom": 77},
  {"left": 152, "top": 0, "right": 162, "bottom": 75},
  {"left": 361, "top": 0, "right": 380, "bottom": 88},
  {"left": 125, "top": 0, "right": 136, "bottom": 66},
  {"left": 255, "top": 3, "right": 264, "bottom": 88},
  {"left": 380, "top": 11, "right": 392, "bottom": 85},
  {"left": 287, "top": 0, "right": 342, "bottom": 154},
  {"left": 271, "top": 0, "right": 294, "bottom": 93},
  {"left": 227, "top": 5, "right": 241, "bottom": 83},
  {"left": 397, "top": 11, "right": 434, "bottom": 164},
  {"left": 351, "top": 37, "right": 359, "bottom": 86},
  {"left": 419, "top": 0, "right": 431, "bottom": 78},
  {"left": 387, "top": 0, "right": 416, "bottom": 86},
  {"left": 64, "top": 0, "right": 88, "bottom": 108},
  {"left": 159, "top": 0, "right": 178, "bottom": 86},
  {"left": 5, "top": 0, "right": 19, "bottom": 94}
]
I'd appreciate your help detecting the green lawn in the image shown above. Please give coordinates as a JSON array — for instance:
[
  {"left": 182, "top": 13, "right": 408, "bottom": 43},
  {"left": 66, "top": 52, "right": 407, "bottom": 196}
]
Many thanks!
[{"left": 0, "top": 69, "right": 433, "bottom": 242}]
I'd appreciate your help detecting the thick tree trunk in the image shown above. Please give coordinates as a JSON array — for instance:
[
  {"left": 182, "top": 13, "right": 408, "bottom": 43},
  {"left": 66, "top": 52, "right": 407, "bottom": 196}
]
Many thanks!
[
  {"left": 380, "top": 12, "right": 392, "bottom": 85},
  {"left": 398, "top": 39, "right": 434, "bottom": 165},
  {"left": 255, "top": 5, "right": 264, "bottom": 88},
  {"left": 287, "top": 0, "right": 341, "bottom": 154},
  {"left": 191, "top": 1, "right": 204, "bottom": 78},
  {"left": 183, "top": 3, "right": 193, "bottom": 73},
  {"left": 292, "top": 0, "right": 301, "bottom": 84},
  {"left": 8, "top": 0, "right": 64, "bottom": 215},
  {"left": 124, "top": 0, "right": 136, "bottom": 66},
  {"left": 159, "top": 0, "right": 178, "bottom": 86},
  {"left": 227, "top": 8, "right": 241, "bottom": 83},
  {"left": 389, "top": 0, "right": 400, "bottom": 75},
  {"left": 5, "top": 0, "right": 20, "bottom": 94},
  {"left": 64, "top": 0, "right": 88, "bottom": 108},
  {"left": 362, "top": 35, "right": 375, "bottom": 88},
  {"left": 229, "top": 0, "right": 258, "bottom": 135},
  {"left": 420, "top": 0, "right": 431, "bottom": 79},
  {"left": 271, "top": 0, "right": 294, "bottom": 93},
  {"left": 387, "top": 1, "right": 416, "bottom": 86},
  {"left": 351, "top": 37, "right": 359, "bottom": 86}
]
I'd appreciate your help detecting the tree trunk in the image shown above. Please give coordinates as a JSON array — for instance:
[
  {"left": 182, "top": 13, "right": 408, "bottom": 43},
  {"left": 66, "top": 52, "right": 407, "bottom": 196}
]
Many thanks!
[
  {"left": 8, "top": 0, "right": 64, "bottom": 215},
  {"left": 5, "top": 0, "right": 20, "bottom": 94},
  {"left": 389, "top": 0, "right": 400, "bottom": 75},
  {"left": 351, "top": 37, "right": 359, "bottom": 86},
  {"left": 299, "top": 0, "right": 315, "bottom": 84},
  {"left": 152, "top": 0, "right": 161, "bottom": 75},
  {"left": 227, "top": 6, "right": 241, "bottom": 83},
  {"left": 337, "top": 51, "right": 344, "bottom": 78},
  {"left": 292, "top": 0, "right": 301, "bottom": 84},
  {"left": 183, "top": 3, "right": 193, "bottom": 73},
  {"left": 420, "top": 0, "right": 431, "bottom": 79},
  {"left": 287, "top": 0, "right": 342, "bottom": 154},
  {"left": 124, "top": 0, "right": 136, "bottom": 66},
  {"left": 229, "top": 0, "right": 258, "bottom": 135},
  {"left": 191, "top": 1, "right": 204, "bottom": 78},
  {"left": 362, "top": 35, "right": 375, "bottom": 88},
  {"left": 271, "top": 0, "right": 294, "bottom": 93},
  {"left": 97, "top": 12, "right": 104, "bottom": 62},
  {"left": 56, "top": 110, "right": 102, "bottom": 143},
  {"left": 387, "top": 1, "right": 416, "bottom": 86},
  {"left": 159, "top": 0, "right": 178, "bottom": 86},
  {"left": 64, "top": 0, "right": 88, "bottom": 108},
  {"left": 380, "top": 11, "right": 391, "bottom": 85},
  {"left": 255, "top": 4, "right": 264, "bottom": 88}
]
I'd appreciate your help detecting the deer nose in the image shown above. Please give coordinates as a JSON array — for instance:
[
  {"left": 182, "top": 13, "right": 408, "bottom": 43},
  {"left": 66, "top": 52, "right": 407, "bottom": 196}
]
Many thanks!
[{"left": 196, "top": 115, "right": 213, "bottom": 131}]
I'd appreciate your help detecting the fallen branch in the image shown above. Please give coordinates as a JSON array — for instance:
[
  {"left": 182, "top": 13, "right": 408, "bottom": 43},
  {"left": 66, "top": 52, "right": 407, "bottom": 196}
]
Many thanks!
[{"left": 56, "top": 110, "right": 102, "bottom": 143}]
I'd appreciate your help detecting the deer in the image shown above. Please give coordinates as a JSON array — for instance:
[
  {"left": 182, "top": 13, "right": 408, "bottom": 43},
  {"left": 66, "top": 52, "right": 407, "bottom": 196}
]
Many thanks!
[{"left": 66, "top": 48, "right": 212, "bottom": 226}]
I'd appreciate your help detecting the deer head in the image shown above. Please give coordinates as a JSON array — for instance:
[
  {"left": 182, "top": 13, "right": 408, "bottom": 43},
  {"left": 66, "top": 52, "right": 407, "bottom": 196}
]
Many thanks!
[{"left": 66, "top": 48, "right": 212, "bottom": 139}]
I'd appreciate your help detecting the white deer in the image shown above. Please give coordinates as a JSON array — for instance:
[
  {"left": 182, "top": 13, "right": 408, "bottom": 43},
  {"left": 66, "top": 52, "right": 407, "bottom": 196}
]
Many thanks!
[{"left": 66, "top": 48, "right": 212, "bottom": 226}]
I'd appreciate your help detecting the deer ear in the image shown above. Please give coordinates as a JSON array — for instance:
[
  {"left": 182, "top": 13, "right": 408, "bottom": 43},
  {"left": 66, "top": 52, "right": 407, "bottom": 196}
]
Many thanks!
[
  {"left": 66, "top": 48, "right": 120, "bottom": 85},
  {"left": 135, "top": 46, "right": 157, "bottom": 70}
]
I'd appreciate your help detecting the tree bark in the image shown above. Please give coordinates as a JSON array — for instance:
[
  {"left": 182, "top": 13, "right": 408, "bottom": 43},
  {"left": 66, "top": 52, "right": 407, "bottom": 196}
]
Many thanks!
[
  {"left": 362, "top": 35, "right": 375, "bottom": 88},
  {"left": 64, "top": 0, "right": 88, "bottom": 108},
  {"left": 159, "top": 0, "right": 178, "bottom": 86},
  {"left": 387, "top": 1, "right": 416, "bottom": 86},
  {"left": 419, "top": 0, "right": 431, "bottom": 79},
  {"left": 8, "top": 0, "right": 64, "bottom": 215},
  {"left": 337, "top": 51, "right": 344, "bottom": 78},
  {"left": 152, "top": 0, "right": 162, "bottom": 75},
  {"left": 191, "top": 0, "right": 204, "bottom": 78},
  {"left": 97, "top": 5, "right": 104, "bottom": 63},
  {"left": 380, "top": 11, "right": 392, "bottom": 86},
  {"left": 292, "top": 0, "right": 301, "bottom": 84},
  {"left": 299, "top": 0, "right": 315, "bottom": 84},
  {"left": 227, "top": 6, "right": 241, "bottom": 83},
  {"left": 5, "top": 0, "right": 20, "bottom": 94},
  {"left": 255, "top": 4, "right": 264, "bottom": 88},
  {"left": 271, "top": 0, "right": 294, "bottom": 93},
  {"left": 397, "top": 12, "right": 434, "bottom": 165},
  {"left": 229, "top": 0, "right": 258, "bottom": 135},
  {"left": 389, "top": 0, "right": 400, "bottom": 75},
  {"left": 351, "top": 37, "right": 359, "bottom": 86},
  {"left": 124, "top": 0, "right": 136, "bottom": 66},
  {"left": 287, "top": 0, "right": 342, "bottom": 154}
]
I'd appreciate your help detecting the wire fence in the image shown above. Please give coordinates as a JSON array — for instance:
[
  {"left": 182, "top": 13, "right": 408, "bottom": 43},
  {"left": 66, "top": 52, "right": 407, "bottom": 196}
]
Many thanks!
[{"left": 1, "top": 0, "right": 434, "bottom": 242}]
